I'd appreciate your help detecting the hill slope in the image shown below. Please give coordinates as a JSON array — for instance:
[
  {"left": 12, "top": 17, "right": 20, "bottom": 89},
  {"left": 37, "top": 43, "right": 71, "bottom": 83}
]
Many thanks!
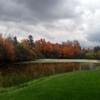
[{"left": 0, "top": 70, "right": 100, "bottom": 100}]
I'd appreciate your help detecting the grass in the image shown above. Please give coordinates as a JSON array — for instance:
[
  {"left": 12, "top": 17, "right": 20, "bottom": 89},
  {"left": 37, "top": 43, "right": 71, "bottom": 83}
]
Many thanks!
[{"left": 0, "top": 70, "right": 100, "bottom": 100}]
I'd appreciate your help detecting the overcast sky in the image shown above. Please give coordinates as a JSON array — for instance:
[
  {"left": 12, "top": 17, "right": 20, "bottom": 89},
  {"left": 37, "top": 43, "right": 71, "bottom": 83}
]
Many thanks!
[{"left": 0, "top": 0, "right": 100, "bottom": 47}]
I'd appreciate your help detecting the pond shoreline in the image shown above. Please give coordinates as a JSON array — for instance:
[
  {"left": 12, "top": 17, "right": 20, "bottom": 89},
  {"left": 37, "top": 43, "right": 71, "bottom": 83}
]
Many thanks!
[{"left": 15, "top": 59, "right": 100, "bottom": 64}]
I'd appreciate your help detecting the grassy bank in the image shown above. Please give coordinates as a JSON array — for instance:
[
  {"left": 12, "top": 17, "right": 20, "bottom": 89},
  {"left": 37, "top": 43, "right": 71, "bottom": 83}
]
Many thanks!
[{"left": 0, "top": 70, "right": 100, "bottom": 100}]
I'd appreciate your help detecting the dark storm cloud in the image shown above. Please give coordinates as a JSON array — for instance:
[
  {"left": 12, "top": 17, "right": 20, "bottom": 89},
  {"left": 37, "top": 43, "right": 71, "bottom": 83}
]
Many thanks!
[{"left": 0, "top": 0, "right": 81, "bottom": 23}]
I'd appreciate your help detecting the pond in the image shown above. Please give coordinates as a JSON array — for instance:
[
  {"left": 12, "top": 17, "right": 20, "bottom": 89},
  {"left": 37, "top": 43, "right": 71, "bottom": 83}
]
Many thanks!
[{"left": 0, "top": 59, "right": 100, "bottom": 87}]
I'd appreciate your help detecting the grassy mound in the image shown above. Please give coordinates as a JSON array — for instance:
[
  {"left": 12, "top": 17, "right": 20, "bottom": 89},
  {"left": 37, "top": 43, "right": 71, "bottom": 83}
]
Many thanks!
[{"left": 0, "top": 70, "right": 100, "bottom": 100}]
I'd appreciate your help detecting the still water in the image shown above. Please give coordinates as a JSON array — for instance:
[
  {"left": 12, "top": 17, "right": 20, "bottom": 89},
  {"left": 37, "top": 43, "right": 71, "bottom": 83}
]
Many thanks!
[{"left": 0, "top": 59, "right": 100, "bottom": 87}]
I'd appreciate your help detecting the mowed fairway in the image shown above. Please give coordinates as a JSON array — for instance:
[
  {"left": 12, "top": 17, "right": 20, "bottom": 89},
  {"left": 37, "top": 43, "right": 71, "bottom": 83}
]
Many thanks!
[{"left": 0, "top": 70, "right": 100, "bottom": 100}]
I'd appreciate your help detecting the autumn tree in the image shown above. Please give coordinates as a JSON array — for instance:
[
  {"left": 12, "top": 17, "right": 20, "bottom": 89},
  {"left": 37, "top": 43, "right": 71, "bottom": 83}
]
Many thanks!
[{"left": 3, "top": 37, "right": 15, "bottom": 62}]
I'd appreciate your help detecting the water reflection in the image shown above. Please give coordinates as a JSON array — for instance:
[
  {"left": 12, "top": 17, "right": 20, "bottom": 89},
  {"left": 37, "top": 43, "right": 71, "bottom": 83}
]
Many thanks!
[{"left": 0, "top": 62, "right": 100, "bottom": 87}]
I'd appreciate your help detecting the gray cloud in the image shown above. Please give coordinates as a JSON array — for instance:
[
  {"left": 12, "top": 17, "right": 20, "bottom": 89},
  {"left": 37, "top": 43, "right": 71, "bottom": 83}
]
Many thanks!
[
  {"left": 0, "top": 0, "right": 81, "bottom": 23},
  {"left": 87, "top": 32, "right": 100, "bottom": 42},
  {"left": 0, "top": 0, "right": 100, "bottom": 47}
]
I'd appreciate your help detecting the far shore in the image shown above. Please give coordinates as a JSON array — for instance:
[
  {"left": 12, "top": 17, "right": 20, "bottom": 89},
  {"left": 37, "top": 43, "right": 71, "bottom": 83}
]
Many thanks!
[{"left": 15, "top": 59, "right": 100, "bottom": 64}]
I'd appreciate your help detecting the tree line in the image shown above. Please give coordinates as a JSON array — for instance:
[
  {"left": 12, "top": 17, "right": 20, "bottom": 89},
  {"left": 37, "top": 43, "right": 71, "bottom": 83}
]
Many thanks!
[{"left": 0, "top": 34, "right": 100, "bottom": 63}]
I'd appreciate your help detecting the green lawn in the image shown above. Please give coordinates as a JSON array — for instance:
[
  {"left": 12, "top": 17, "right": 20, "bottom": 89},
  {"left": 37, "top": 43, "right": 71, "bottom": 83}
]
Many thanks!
[{"left": 0, "top": 70, "right": 100, "bottom": 100}]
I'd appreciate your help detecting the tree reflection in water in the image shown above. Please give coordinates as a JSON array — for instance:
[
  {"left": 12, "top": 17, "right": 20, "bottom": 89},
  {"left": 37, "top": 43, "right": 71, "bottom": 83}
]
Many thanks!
[{"left": 0, "top": 62, "right": 99, "bottom": 87}]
